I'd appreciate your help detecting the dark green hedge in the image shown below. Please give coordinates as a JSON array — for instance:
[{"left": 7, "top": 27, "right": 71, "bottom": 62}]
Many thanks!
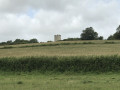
[{"left": 0, "top": 55, "right": 120, "bottom": 72}]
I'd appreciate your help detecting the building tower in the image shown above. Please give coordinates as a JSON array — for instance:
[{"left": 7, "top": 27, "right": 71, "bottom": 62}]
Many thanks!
[{"left": 54, "top": 35, "right": 61, "bottom": 42}]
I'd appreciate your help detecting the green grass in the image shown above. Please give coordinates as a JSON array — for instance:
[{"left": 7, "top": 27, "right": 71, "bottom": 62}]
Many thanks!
[{"left": 0, "top": 73, "right": 120, "bottom": 90}]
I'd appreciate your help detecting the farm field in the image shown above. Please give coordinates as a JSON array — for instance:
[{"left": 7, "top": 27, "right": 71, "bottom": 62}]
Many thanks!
[
  {"left": 0, "top": 73, "right": 120, "bottom": 90},
  {"left": 0, "top": 40, "right": 120, "bottom": 90},
  {"left": 0, "top": 40, "right": 120, "bottom": 57}
]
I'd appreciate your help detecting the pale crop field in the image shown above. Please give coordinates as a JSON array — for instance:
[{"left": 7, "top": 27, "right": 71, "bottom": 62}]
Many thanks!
[{"left": 0, "top": 40, "right": 120, "bottom": 57}]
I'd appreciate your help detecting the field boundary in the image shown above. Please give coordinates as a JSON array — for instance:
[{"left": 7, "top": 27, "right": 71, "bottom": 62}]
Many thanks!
[
  {"left": 0, "top": 41, "right": 119, "bottom": 49},
  {"left": 0, "top": 55, "right": 120, "bottom": 73}
]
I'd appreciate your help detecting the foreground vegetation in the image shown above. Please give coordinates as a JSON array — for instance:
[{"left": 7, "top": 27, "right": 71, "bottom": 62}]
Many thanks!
[
  {"left": 0, "top": 73, "right": 120, "bottom": 90},
  {"left": 0, "top": 40, "right": 120, "bottom": 90}
]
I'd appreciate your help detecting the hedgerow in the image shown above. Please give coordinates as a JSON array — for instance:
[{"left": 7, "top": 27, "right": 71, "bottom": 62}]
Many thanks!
[{"left": 0, "top": 55, "right": 120, "bottom": 72}]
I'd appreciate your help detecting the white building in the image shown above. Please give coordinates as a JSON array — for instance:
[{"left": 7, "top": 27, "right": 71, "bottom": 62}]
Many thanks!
[{"left": 54, "top": 35, "right": 61, "bottom": 42}]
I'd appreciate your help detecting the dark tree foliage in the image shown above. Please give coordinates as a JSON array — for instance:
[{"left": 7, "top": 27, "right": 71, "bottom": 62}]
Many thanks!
[
  {"left": 29, "top": 38, "right": 38, "bottom": 43},
  {"left": 63, "top": 38, "right": 81, "bottom": 41},
  {"left": 0, "top": 38, "right": 39, "bottom": 45},
  {"left": 14, "top": 39, "right": 29, "bottom": 44},
  {"left": 0, "top": 42, "right": 7, "bottom": 45},
  {"left": 14, "top": 39, "right": 22, "bottom": 44},
  {"left": 5, "top": 40, "right": 13, "bottom": 45},
  {"left": 7, "top": 40, "right": 12, "bottom": 44},
  {"left": 116, "top": 25, "right": 120, "bottom": 32},
  {"left": 107, "top": 35, "right": 114, "bottom": 40},
  {"left": 81, "top": 27, "right": 98, "bottom": 40},
  {"left": 107, "top": 25, "right": 120, "bottom": 40},
  {"left": 98, "top": 36, "right": 103, "bottom": 40},
  {"left": 113, "top": 31, "right": 120, "bottom": 40},
  {"left": 114, "top": 25, "right": 120, "bottom": 39}
]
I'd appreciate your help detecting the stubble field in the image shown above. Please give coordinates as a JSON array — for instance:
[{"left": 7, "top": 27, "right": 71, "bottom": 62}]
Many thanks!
[{"left": 0, "top": 40, "right": 120, "bottom": 57}]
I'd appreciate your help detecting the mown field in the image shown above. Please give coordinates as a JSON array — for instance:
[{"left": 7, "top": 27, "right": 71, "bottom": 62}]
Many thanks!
[
  {"left": 0, "top": 40, "right": 120, "bottom": 57},
  {"left": 0, "top": 40, "right": 120, "bottom": 90},
  {"left": 1, "top": 73, "right": 120, "bottom": 90}
]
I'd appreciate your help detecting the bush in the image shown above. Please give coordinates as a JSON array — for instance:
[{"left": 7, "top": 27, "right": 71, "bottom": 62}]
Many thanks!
[
  {"left": 3, "top": 46, "right": 13, "bottom": 49},
  {"left": 104, "top": 41, "right": 115, "bottom": 44}
]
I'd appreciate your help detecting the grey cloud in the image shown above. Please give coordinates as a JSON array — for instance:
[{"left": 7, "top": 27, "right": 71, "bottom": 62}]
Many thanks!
[
  {"left": 0, "top": 0, "right": 120, "bottom": 42},
  {"left": 0, "top": 0, "right": 79, "bottom": 13}
]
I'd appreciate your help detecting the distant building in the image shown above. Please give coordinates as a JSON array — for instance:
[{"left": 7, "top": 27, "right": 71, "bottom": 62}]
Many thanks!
[{"left": 54, "top": 35, "right": 61, "bottom": 42}]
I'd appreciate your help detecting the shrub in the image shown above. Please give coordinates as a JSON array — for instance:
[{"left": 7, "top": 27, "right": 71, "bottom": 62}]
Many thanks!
[{"left": 104, "top": 41, "right": 115, "bottom": 44}]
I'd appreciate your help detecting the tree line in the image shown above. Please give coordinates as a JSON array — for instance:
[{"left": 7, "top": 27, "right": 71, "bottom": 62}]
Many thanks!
[
  {"left": 1, "top": 25, "right": 120, "bottom": 45},
  {"left": 0, "top": 38, "right": 38, "bottom": 45},
  {"left": 63, "top": 25, "right": 120, "bottom": 41}
]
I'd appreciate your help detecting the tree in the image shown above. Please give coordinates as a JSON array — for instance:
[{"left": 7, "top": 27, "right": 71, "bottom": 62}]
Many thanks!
[
  {"left": 7, "top": 40, "right": 13, "bottom": 45},
  {"left": 14, "top": 39, "right": 29, "bottom": 44},
  {"left": 29, "top": 38, "right": 38, "bottom": 43},
  {"left": 116, "top": 25, "right": 120, "bottom": 32},
  {"left": 98, "top": 36, "right": 103, "bottom": 40},
  {"left": 81, "top": 27, "right": 98, "bottom": 40},
  {"left": 107, "top": 35, "right": 114, "bottom": 40},
  {"left": 113, "top": 31, "right": 120, "bottom": 40},
  {"left": 14, "top": 39, "right": 21, "bottom": 44},
  {"left": 0, "top": 42, "right": 7, "bottom": 45},
  {"left": 113, "top": 25, "right": 120, "bottom": 40},
  {"left": 107, "top": 25, "right": 120, "bottom": 40}
]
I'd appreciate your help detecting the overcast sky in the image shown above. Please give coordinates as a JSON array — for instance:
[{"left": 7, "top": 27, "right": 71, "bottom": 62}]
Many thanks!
[{"left": 0, "top": 0, "right": 120, "bottom": 42}]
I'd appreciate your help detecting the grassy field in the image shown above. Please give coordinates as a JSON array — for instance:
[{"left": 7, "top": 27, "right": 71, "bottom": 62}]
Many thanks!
[
  {"left": 0, "top": 40, "right": 120, "bottom": 57},
  {"left": 0, "top": 40, "right": 120, "bottom": 90},
  {"left": 0, "top": 73, "right": 120, "bottom": 90}
]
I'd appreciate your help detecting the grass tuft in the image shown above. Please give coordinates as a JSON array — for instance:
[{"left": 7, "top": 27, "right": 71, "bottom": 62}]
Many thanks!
[{"left": 17, "top": 81, "right": 23, "bottom": 84}]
